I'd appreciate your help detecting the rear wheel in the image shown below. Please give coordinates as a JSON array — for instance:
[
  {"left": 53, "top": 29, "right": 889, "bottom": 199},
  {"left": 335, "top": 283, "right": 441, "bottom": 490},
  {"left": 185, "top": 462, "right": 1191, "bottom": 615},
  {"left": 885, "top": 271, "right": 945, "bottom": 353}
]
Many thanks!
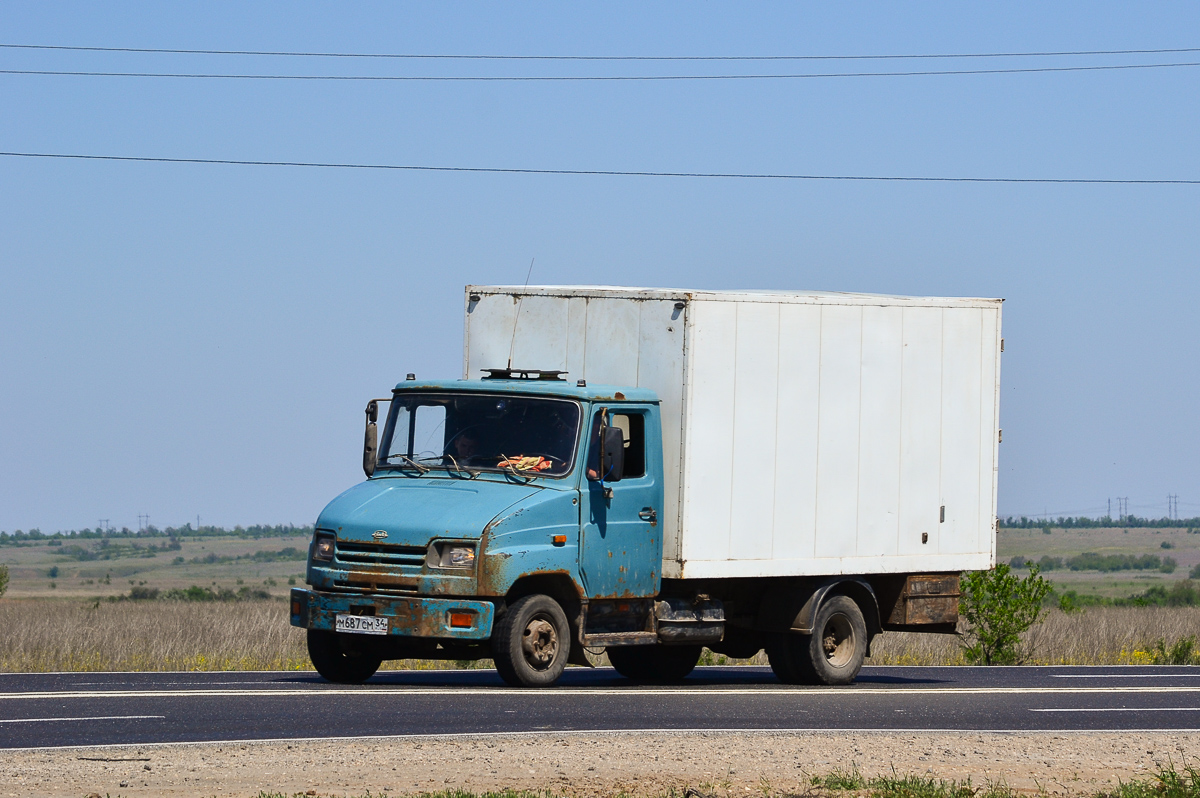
[
  {"left": 307, "top": 629, "right": 383, "bottom": 684},
  {"left": 607, "top": 644, "right": 703, "bottom": 684},
  {"left": 766, "top": 595, "right": 867, "bottom": 685},
  {"left": 492, "top": 594, "right": 571, "bottom": 687}
]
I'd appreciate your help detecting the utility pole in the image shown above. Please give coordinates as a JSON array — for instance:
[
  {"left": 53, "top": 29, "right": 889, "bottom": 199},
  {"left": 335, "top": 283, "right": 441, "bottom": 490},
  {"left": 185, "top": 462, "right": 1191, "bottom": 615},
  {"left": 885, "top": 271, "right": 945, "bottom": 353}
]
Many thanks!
[
  {"left": 1168, "top": 495, "right": 1178, "bottom": 521},
  {"left": 1108, "top": 498, "right": 1111, "bottom": 520},
  {"left": 98, "top": 518, "right": 110, "bottom": 533},
  {"left": 196, "top": 514, "right": 201, "bottom": 531},
  {"left": 137, "top": 514, "right": 149, "bottom": 532}
]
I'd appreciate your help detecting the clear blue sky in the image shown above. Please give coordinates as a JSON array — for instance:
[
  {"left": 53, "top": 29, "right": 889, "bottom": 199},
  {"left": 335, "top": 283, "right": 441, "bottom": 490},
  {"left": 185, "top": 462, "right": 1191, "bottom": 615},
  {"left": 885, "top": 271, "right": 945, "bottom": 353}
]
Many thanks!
[{"left": 2, "top": 3, "right": 1198, "bottom": 531}]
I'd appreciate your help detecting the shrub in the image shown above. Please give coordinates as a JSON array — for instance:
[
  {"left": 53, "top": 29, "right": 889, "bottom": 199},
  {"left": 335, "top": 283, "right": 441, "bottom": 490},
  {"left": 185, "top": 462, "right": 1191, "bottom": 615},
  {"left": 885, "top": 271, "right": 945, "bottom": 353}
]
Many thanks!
[
  {"left": 0, "top": 564, "right": 8, "bottom": 597},
  {"left": 1162, "top": 540, "right": 1175, "bottom": 549},
  {"left": 959, "top": 562, "right": 1053, "bottom": 665},
  {"left": 1066, "top": 552, "right": 1163, "bottom": 572},
  {"left": 1149, "top": 636, "right": 1200, "bottom": 665},
  {"left": 1122, "top": 580, "right": 1200, "bottom": 607},
  {"left": 1190, "top": 563, "right": 1200, "bottom": 580}
]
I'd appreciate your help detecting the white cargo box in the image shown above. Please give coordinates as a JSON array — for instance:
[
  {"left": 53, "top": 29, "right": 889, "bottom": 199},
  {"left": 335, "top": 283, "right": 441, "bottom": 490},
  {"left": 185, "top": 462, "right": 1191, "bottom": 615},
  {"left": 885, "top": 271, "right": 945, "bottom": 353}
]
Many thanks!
[{"left": 464, "top": 286, "right": 1001, "bottom": 580}]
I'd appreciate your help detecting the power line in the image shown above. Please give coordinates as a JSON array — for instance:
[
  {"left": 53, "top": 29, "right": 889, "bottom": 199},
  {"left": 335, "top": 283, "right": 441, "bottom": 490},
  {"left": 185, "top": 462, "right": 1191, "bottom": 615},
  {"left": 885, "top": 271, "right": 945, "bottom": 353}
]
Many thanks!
[
  {"left": 3, "top": 150, "right": 1198, "bottom": 184},
  {"left": 3, "top": 61, "right": 1199, "bottom": 82},
  {"left": 2, "top": 43, "right": 1198, "bottom": 61}
]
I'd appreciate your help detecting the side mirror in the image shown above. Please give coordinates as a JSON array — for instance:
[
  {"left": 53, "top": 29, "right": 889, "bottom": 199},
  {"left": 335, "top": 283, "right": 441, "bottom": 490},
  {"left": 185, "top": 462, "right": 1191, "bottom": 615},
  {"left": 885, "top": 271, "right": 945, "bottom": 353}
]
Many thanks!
[
  {"left": 600, "top": 425, "right": 625, "bottom": 482},
  {"left": 363, "top": 400, "right": 379, "bottom": 478}
]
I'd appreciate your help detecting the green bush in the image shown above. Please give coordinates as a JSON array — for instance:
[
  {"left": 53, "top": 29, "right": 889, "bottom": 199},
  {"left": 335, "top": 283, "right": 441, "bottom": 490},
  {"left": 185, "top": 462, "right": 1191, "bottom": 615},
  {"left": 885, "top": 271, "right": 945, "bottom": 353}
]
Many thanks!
[
  {"left": 1150, "top": 636, "right": 1200, "bottom": 665},
  {"left": 0, "top": 563, "right": 9, "bottom": 597},
  {"left": 1066, "top": 552, "right": 1165, "bottom": 572},
  {"left": 959, "top": 562, "right": 1053, "bottom": 665}
]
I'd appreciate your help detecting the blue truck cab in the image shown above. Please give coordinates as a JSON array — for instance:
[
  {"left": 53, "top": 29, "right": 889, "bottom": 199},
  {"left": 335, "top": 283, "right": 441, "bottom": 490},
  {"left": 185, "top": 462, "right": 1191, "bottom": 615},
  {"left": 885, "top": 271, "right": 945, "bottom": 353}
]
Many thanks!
[{"left": 290, "top": 371, "right": 680, "bottom": 686}]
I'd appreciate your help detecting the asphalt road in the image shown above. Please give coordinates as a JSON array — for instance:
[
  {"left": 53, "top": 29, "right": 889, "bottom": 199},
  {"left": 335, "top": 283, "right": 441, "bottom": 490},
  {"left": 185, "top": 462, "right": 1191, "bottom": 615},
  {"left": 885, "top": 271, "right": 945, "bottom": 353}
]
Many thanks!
[{"left": 3, "top": 665, "right": 1199, "bottom": 750}]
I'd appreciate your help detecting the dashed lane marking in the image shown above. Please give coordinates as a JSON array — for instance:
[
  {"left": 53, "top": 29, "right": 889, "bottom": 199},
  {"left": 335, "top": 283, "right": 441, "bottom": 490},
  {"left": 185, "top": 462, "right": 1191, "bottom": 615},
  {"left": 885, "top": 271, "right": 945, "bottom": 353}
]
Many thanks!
[
  {"left": 0, "top": 715, "right": 165, "bottom": 723},
  {"left": 5, "top": 686, "right": 1200, "bottom": 700},
  {"left": 1032, "top": 707, "right": 1200, "bottom": 712}
]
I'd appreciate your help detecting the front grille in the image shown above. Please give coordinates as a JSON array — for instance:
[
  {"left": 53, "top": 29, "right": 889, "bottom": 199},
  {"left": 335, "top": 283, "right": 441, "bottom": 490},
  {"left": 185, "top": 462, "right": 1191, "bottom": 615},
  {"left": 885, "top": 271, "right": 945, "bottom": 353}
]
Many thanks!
[
  {"left": 334, "top": 540, "right": 428, "bottom": 568},
  {"left": 326, "top": 582, "right": 419, "bottom": 596}
]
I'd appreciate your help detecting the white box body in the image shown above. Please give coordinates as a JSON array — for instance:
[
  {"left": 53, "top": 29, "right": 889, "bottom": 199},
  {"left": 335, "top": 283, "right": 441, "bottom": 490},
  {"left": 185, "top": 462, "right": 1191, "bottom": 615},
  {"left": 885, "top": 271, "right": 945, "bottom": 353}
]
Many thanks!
[{"left": 464, "top": 286, "right": 1002, "bottom": 580}]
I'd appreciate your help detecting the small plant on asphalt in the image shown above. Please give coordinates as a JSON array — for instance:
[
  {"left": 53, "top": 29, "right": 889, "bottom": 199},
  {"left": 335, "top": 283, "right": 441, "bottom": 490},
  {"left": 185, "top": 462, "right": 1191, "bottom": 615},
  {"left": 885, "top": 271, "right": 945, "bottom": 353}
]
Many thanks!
[{"left": 958, "top": 562, "right": 1053, "bottom": 665}]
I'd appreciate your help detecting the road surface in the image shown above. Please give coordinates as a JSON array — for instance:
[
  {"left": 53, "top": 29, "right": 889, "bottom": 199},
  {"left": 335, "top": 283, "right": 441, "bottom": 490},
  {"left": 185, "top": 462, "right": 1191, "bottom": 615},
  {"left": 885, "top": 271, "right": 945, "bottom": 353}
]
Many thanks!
[{"left": 3, "top": 665, "right": 1198, "bottom": 750}]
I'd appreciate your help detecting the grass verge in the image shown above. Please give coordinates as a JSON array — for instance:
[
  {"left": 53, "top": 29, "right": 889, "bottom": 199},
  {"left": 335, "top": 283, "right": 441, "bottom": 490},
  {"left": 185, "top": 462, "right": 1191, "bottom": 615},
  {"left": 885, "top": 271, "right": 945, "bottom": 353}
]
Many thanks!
[
  {"left": 808, "top": 758, "right": 1200, "bottom": 798},
  {"left": 2, "top": 598, "right": 1199, "bottom": 672},
  {"left": 244, "top": 759, "right": 1200, "bottom": 798}
]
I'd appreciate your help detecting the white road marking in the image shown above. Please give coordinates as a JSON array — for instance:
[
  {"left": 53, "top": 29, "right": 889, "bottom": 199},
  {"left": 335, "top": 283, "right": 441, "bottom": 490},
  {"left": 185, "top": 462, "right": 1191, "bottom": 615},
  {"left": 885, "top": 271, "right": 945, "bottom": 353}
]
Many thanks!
[
  {"left": 1052, "top": 674, "right": 1200, "bottom": 679},
  {"left": 7, "top": 726, "right": 1200, "bottom": 753},
  {"left": 0, "top": 715, "right": 164, "bottom": 724},
  {"left": 4, "top": 685, "right": 1200, "bottom": 700},
  {"left": 1032, "top": 707, "right": 1200, "bottom": 713}
]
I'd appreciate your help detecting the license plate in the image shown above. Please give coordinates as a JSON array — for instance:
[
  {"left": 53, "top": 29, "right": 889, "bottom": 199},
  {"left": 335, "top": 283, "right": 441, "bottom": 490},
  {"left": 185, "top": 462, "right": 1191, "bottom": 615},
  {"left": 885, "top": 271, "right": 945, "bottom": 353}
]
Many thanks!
[{"left": 335, "top": 614, "right": 388, "bottom": 635}]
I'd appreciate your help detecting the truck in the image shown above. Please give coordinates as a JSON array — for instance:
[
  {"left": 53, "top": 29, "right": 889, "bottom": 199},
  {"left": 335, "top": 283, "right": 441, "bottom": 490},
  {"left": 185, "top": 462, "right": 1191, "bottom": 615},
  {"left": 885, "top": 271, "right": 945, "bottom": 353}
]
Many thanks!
[{"left": 290, "top": 285, "right": 1003, "bottom": 687}]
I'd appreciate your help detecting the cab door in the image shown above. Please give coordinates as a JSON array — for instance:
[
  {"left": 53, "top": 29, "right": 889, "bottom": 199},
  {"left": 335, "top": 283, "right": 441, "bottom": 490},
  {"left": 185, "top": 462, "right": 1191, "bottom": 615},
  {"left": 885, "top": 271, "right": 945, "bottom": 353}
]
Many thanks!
[{"left": 578, "top": 406, "right": 664, "bottom": 598}]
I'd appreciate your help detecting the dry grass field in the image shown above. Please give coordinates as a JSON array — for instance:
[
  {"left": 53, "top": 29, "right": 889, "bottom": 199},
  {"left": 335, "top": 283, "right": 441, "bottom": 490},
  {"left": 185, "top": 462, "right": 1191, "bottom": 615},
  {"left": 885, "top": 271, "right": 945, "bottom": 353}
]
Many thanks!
[
  {"left": 2, "top": 525, "right": 1193, "bottom": 603},
  {"left": 1, "top": 597, "right": 1196, "bottom": 672},
  {"left": 998, "top": 525, "right": 1200, "bottom": 598},
  {"left": 0, "top": 531, "right": 309, "bottom": 600},
  {"left": 1, "top": 525, "right": 1196, "bottom": 672}
]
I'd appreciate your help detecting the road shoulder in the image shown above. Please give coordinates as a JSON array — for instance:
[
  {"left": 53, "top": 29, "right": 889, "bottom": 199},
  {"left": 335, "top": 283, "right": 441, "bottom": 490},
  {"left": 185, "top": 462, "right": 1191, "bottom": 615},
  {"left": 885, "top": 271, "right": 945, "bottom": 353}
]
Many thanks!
[{"left": 6, "top": 730, "right": 1198, "bottom": 797}]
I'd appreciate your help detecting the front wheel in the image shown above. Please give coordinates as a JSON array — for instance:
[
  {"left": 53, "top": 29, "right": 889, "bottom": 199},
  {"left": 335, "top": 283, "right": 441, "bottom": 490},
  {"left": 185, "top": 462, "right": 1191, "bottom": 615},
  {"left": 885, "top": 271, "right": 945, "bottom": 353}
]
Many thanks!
[
  {"left": 766, "top": 595, "right": 867, "bottom": 685},
  {"left": 607, "top": 644, "right": 702, "bottom": 684},
  {"left": 492, "top": 594, "right": 570, "bottom": 687},
  {"left": 307, "top": 629, "right": 383, "bottom": 684}
]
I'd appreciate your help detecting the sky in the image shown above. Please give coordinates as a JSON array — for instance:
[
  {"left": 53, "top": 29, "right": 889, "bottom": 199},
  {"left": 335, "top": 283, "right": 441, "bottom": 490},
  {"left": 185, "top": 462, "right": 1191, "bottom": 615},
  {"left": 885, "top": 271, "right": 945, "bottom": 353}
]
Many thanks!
[{"left": 2, "top": 3, "right": 1199, "bottom": 532}]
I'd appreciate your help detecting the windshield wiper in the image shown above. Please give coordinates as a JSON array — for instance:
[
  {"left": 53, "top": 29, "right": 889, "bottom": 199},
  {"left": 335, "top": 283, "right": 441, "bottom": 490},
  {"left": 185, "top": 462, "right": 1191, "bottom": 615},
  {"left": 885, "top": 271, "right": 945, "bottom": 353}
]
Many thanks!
[
  {"left": 441, "top": 454, "right": 479, "bottom": 478},
  {"left": 385, "top": 454, "right": 429, "bottom": 474}
]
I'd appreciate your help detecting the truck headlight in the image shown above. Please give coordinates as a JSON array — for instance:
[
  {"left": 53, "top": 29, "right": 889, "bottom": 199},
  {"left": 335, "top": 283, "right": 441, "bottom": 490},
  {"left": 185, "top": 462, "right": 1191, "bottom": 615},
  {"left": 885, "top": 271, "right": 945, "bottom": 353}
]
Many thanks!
[
  {"left": 428, "top": 542, "right": 476, "bottom": 569},
  {"left": 313, "top": 532, "right": 335, "bottom": 561}
]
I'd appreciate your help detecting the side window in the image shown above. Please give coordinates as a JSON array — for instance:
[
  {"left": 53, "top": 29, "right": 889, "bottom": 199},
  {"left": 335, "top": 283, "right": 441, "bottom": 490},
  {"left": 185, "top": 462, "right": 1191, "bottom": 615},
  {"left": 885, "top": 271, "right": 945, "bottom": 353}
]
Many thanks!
[{"left": 610, "top": 413, "right": 646, "bottom": 478}]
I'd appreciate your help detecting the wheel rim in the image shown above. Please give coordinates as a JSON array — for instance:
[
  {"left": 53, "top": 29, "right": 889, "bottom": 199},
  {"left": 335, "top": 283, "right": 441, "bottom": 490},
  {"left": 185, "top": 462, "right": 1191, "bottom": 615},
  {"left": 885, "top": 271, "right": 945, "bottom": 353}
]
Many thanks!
[
  {"left": 821, "top": 613, "right": 856, "bottom": 668},
  {"left": 521, "top": 615, "right": 559, "bottom": 670}
]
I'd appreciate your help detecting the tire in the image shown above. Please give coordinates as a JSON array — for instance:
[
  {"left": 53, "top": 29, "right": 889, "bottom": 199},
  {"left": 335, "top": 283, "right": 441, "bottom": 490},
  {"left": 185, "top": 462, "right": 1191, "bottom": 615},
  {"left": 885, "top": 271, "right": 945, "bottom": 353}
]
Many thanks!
[
  {"left": 307, "top": 629, "right": 383, "bottom": 684},
  {"left": 492, "top": 594, "right": 571, "bottom": 687},
  {"left": 608, "top": 644, "right": 703, "bottom": 684},
  {"left": 765, "top": 632, "right": 816, "bottom": 684},
  {"left": 766, "top": 595, "right": 867, "bottom": 686}
]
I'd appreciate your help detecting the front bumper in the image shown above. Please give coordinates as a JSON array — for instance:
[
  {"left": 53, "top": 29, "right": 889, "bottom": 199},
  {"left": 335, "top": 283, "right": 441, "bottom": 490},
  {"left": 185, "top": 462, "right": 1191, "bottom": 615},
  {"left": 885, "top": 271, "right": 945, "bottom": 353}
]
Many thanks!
[{"left": 290, "top": 588, "right": 495, "bottom": 641}]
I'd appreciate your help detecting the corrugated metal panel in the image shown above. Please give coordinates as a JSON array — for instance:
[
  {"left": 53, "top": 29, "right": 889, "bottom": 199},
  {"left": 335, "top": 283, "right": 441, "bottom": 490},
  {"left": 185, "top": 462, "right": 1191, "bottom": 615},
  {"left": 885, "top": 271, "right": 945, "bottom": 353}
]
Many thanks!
[
  {"left": 857, "top": 305, "right": 904, "bottom": 559},
  {"left": 939, "top": 308, "right": 984, "bottom": 555},
  {"left": 813, "top": 305, "right": 862, "bottom": 560},
  {"left": 729, "top": 302, "right": 780, "bottom": 561},
  {"left": 898, "top": 307, "right": 944, "bottom": 556},
  {"left": 770, "top": 303, "right": 821, "bottom": 562},
  {"left": 679, "top": 300, "right": 737, "bottom": 564}
]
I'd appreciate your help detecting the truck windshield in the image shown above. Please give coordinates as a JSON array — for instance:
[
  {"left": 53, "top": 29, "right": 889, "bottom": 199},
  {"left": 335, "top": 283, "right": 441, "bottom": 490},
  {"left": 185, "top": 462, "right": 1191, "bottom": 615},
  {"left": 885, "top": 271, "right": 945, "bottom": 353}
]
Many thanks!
[{"left": 378, "top": 393, "right": 581, "bottom": 477}]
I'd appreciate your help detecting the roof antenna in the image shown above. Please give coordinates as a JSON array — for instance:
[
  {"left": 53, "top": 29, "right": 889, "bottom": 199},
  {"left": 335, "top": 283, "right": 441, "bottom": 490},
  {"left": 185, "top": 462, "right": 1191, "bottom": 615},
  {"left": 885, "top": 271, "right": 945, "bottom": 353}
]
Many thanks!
[{"left": 507, "top": 257, "right": 535, "bottom": 369}]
